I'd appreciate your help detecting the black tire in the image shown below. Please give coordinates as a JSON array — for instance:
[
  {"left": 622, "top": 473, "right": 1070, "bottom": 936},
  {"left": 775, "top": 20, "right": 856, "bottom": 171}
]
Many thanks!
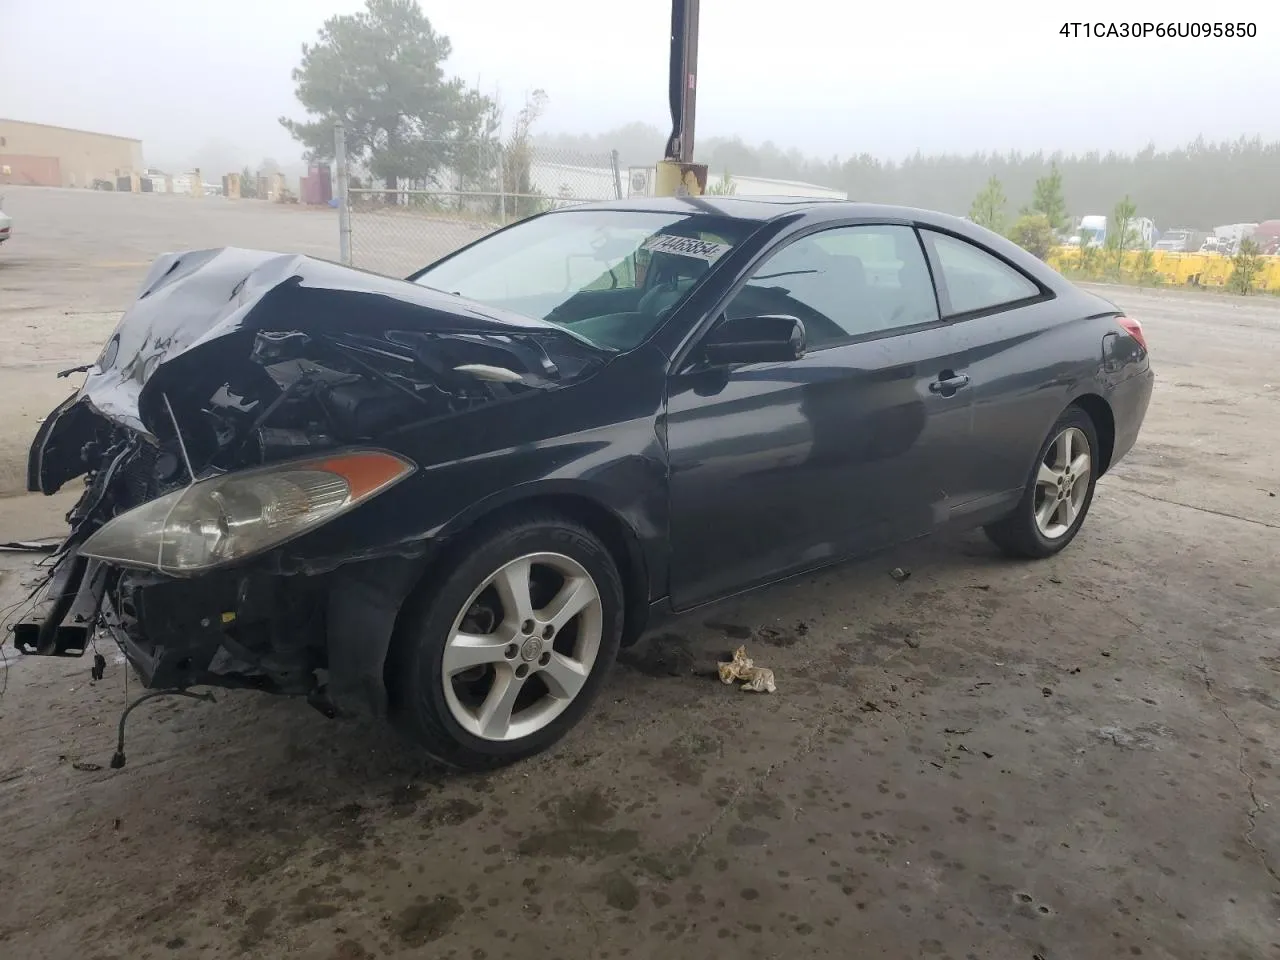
[
  {"left": 387, "top": 513, "right": 624, "bottom": 770},
  {"left": 984, "top": 405, "right": 1100, "bottom": 559}
]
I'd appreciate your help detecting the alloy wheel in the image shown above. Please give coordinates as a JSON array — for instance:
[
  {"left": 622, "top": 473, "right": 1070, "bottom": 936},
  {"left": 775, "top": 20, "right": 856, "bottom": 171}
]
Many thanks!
[
  {"left": 1033, "top": 426, "right": 1092, "bottom": 540},
  {"left": 441, "top": 552, "right": 603, "bottom": 742}
]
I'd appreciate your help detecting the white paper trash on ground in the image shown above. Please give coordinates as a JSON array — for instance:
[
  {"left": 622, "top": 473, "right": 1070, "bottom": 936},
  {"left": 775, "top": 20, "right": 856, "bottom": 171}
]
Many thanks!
[{"left": 717, "top": 645, "right": 777, "bottom": 694}]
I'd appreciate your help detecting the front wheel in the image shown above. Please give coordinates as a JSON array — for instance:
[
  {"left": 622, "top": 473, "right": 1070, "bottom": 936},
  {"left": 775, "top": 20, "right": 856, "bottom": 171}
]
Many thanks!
[
  {"left": 984, "top": 406, "right": 1100, "bottom": 559},
  {"left": 388, "top": 514, "right": 624, "bottom": 769}
]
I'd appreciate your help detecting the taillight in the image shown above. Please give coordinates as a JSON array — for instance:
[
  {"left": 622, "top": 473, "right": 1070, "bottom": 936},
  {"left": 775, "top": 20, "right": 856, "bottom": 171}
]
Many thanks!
[{"left": 1116, "top": 315, "right": 1147, "bottom": 350}]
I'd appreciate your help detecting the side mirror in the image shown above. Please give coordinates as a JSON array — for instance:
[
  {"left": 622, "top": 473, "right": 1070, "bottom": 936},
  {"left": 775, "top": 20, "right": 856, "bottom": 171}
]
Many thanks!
[{"left": 702, "top": 315, "right": 806, "bottom": 366}]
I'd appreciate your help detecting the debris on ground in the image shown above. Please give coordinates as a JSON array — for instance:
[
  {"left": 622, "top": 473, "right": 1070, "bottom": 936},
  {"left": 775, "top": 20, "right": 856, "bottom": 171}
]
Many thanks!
[
  {"left": 889, "top": 567, "right": 911, "bottom": 582},
  {"left": 756, "top": 626, "right": 798, "bottom": 648},
  {"left": 704, "top": 621, "right": 752, "bottom": 640},
  {"left": 0, "top": 540, "right": 60, "bottom": 553},
  {"left": 717, "top": 646, "right": 776, "bottom": 693},
  {"left": 904, "top": 634, "right": 921, "bottom": 649},
  {"left": 70, "top": 761, "right": 102, "bottom": 772}
]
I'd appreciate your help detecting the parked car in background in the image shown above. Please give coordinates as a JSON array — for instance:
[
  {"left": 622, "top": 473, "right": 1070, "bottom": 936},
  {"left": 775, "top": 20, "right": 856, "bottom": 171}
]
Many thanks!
[
  {"left": 18, "top": 197, "right": 1154, "bottom": 769},
  {"left": 1154, "top": 228, "right": 1199, "bottom": 252},
  {"left": 0, "top": 195, "right": 11, "bottom": 245}
]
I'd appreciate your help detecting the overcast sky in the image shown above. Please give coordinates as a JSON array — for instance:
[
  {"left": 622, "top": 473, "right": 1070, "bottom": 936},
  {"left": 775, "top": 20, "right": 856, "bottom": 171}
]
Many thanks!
[{"left": 2, "top": 0, "right": 1276, "bottom": 169}]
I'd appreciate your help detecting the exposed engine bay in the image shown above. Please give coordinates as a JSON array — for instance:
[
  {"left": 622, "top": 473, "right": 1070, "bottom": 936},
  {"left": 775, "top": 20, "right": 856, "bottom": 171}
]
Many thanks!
[{"left": 15, "top": 247, "right": 607, "bottom": 731}]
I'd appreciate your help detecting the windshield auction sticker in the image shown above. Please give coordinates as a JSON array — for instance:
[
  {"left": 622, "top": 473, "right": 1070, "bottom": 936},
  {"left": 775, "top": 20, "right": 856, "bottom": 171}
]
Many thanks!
[{"left": 641, "top": 234, "right": 732, "bottom": 262}]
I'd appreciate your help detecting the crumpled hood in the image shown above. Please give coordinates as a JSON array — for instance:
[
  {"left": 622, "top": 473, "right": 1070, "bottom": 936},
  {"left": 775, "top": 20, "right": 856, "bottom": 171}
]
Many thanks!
[{"left": 78, "top": 247, "right": 578, "bottom": 432}]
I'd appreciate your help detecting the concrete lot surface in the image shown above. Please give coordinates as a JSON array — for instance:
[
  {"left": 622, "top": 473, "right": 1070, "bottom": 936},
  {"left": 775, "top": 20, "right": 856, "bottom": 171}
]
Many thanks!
[{"left": 0, "top": 187, "right": 1277, "bottom": 960}]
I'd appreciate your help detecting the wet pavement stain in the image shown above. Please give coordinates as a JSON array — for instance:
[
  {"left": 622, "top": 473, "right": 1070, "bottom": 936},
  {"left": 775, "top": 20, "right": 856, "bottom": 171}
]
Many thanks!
[
  {"left": 548, "top": 786, "right": 617, "bottom": 826},
  {"left": 727, "top": 824, "right": 771, "bottom": 846},
  {"left": 390, "top": 895, "right": 464, "bottom": 947},
  {"left": 421, "top": 798, "right": 483, "bottom": 828},
  {"left": 756, "top": 626, "right": 800, "bottom": 647},
  {"left": 652, "top": 733, "right": 723, "bottom": 786},
  {"left": 736, "top": 790, "right": 786, "bottom": 822},
  {"left": 601, "top": 871, "right": 641, "bottom": 911},
  {"left": 517, "top": 826, "right": 640, "bottom": 860},
  {"left": 705, "top": 621, "right": 753, "bottom": 640},
  {"left": 618, "top": 633, "right": 697, "bottom": 677},
  {"left": 330, "top": 940, "right": 374, "bottom": 960},
  {"left": 238, "top": 905, "right": 277, "bottom": 951},
  {"left": 518, "top": 785, "right": 638, "bottom": 860}
]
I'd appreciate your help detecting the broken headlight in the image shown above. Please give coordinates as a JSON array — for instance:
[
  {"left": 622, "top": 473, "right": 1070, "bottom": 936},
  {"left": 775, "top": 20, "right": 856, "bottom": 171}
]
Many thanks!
[{"left": 79, "top": 449, "right": 415, "bottom": 575}]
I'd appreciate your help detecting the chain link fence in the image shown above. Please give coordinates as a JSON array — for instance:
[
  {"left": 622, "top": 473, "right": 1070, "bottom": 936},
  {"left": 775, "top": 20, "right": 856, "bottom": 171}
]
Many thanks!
[{"left": 338, "top": 133, "right": 623, "bottom": 278}]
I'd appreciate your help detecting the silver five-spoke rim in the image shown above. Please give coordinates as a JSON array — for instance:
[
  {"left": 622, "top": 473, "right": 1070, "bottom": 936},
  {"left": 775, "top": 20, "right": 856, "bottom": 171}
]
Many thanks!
[
  {"left": 1034, "top": 426, "right": 1091, "bottom": 540},
  {"left": 441, "top": 552, "right": 603, "bottom": 742}
]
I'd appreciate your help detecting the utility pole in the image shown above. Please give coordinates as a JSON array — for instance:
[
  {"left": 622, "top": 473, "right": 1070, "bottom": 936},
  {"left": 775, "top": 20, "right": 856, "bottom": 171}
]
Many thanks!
[{"left": 655, "top": 0, "right": 707, "bottom": 197}]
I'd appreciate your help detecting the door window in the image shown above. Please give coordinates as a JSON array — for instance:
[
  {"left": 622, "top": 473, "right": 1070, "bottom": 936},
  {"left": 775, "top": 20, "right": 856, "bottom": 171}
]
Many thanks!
[
  {"left": 725, "top": 224, "right": 939, "bottom": 348},
  {"left": 922, "top": 231, "right": 1041, "bottom": 316}
]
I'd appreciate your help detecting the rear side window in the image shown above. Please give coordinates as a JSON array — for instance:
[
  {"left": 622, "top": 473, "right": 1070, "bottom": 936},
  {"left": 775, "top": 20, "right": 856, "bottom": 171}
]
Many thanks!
[{"left": 922, "top": 230, "right": 1041, "bottom": 317}]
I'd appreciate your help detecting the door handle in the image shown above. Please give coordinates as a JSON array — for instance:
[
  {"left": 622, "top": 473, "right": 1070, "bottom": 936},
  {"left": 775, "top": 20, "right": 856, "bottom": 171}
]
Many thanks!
[{"left": 929, "top": 373, "right": 970, "bottom": 395}]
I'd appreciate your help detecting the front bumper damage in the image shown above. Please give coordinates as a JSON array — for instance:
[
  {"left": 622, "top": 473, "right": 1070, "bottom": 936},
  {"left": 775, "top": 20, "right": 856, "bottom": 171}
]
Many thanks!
[
  {"left": 14, "top": 528, "right": 429, "bottom": 719},
  {"left": 12, "top": 246, "right": 602, "bottom": 736}
]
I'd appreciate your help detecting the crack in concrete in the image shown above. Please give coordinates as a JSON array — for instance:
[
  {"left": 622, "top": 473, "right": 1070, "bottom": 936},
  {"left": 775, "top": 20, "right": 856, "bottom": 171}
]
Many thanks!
[
  {"left": 685, "top": 700, "right": 844, "bottom": 863},
  {"left": 1195, "top": 637, "right": 1278, "bottom": 889},
  {"left": 573, "top": 891, "right": 605, "bottom": 956},
  {"left": 1110, "top": 485, "right": 1280, "bottom": 530}
]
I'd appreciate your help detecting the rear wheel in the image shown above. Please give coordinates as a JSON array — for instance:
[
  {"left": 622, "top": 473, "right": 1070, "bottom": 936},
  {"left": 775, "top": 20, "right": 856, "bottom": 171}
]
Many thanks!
[
  {"left": 984, "top": 406, "right": 1099, "bottom": 559},
  {"left": 388, "top": 514, "right": 624, "bottom": 769}
]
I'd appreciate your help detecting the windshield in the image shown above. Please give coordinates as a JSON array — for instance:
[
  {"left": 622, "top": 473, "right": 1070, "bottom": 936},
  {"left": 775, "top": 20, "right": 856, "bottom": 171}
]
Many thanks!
[{"left": 413, "top": 210, "right": 758, "bottom": 351}]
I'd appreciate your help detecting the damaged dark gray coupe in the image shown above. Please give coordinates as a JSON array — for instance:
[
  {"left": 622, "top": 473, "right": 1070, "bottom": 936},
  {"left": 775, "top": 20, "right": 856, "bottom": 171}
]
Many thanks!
[{"left": 17, "top": 196, "right": 1153, "bottom": 768}]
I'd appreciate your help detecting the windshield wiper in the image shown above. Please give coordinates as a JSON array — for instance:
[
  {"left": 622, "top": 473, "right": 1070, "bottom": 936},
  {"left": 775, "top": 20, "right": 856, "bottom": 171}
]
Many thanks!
[
  {"left": 416, "top": 281, "right": 463, "bottom": 296},
  {"left": 754, "top": 269, "right": 820, "bottom": 280}
]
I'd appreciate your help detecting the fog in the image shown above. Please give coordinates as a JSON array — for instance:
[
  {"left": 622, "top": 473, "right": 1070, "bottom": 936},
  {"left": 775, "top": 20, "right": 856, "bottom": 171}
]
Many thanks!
[{"left": 2, "top": 0, "right": 1276, "bottom": 173}]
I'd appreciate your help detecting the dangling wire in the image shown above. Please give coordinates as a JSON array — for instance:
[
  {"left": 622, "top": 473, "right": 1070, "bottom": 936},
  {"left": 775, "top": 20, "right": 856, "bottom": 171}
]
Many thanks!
[{"left": 110, "top": 689, "right": 217, "bottom": 769}]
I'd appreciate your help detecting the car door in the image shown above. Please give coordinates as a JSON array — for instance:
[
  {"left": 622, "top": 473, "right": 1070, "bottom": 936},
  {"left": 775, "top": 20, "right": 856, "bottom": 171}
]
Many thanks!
[
  {"left": 665, "top": 222, "right": 976, "bottom": 610},
  {"left": 918, "top": 229, "right": 1064, "bottom": 519}
]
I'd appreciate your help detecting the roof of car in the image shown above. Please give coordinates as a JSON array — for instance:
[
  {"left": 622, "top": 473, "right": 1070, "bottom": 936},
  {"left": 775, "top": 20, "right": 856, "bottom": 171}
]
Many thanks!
[{"left": 565, "top": 194, "right": 965, "bottom": 228}]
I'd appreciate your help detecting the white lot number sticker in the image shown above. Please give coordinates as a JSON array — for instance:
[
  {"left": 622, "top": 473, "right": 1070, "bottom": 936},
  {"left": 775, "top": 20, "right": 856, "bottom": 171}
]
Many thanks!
[{"left": 641, "top": 234, "right": 732, "bottom": 262}]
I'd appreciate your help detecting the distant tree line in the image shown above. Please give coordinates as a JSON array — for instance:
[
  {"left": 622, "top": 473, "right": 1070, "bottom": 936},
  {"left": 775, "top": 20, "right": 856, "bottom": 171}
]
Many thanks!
[{"left": 540, "top": 126, "right": 1280, "bottom": 230}]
